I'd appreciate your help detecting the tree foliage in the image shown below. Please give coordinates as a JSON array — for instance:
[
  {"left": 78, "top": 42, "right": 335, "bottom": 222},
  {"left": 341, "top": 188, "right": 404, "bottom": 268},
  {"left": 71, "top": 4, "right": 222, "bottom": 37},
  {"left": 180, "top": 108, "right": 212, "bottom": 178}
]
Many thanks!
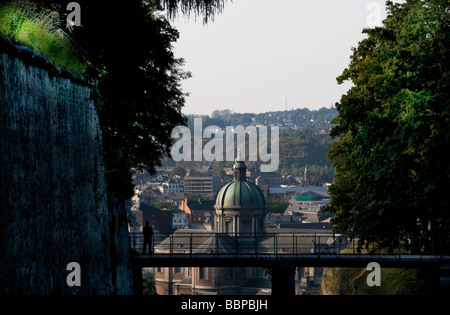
[
  {"left": 266, "top": 199, "right": 289, "bottom": 215},
  {"left": 7, "top": 0, "right": 228, "bottom": 201},
  {"left": 156, "top": 0, "right": 229, "bottom": 23},
  {"left": 69, "top": 1, "right": 190, "bottom": 198},
  {"left": 327, "top": 0, "right": 450, "bottom": 237}
]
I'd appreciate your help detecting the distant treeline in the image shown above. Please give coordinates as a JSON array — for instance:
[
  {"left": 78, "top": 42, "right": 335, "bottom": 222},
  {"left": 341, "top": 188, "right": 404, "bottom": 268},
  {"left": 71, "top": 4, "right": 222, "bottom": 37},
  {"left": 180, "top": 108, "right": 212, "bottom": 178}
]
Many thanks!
[{"left": 187, "top": 107, "right": 337, "bottom": 131}]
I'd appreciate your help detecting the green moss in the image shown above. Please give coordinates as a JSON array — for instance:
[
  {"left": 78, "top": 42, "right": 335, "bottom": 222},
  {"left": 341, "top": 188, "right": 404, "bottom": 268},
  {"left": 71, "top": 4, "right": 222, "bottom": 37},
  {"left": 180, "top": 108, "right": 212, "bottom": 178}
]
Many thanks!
[{"left": 0, "top": 1, "right": 85, "bottom": 73}]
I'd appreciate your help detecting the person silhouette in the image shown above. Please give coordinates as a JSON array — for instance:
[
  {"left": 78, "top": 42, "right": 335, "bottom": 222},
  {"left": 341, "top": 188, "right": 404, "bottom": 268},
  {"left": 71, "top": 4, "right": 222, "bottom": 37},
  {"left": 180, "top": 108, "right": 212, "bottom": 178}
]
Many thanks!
[{"left": 142, "top": 221, "right": 154, "bottom": 255}]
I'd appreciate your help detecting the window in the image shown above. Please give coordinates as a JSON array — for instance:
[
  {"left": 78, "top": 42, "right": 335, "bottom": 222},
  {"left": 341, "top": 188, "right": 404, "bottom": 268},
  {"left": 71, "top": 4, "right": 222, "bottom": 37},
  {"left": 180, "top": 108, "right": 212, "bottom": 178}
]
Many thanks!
[
  {"left": 225, "top": 221, "right": 232, "bottom": 234},
  {"left": 199, "top": 267, "right": 207, "bottom": 280}
]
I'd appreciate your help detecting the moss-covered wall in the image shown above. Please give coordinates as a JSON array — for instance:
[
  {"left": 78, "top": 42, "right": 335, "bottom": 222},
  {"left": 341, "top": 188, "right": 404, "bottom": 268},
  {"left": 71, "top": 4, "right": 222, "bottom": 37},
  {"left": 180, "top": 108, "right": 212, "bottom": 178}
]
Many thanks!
[{"left": 0, "top": 35, "right": 133, "bottom": 294}]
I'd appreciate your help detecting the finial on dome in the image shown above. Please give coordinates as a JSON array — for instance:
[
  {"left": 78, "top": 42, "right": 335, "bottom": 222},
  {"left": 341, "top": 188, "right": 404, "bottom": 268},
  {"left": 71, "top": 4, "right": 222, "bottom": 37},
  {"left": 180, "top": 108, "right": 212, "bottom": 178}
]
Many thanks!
[{"left": 233, "top": 157, "right": 247, "bottom": 181}]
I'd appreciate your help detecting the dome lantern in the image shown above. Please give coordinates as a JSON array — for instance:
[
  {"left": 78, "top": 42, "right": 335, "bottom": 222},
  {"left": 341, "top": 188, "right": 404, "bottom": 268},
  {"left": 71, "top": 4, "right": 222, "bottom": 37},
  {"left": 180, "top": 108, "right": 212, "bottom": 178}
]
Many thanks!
[{"left": 233, "top": 159, "right": 247, "bottom": 181}]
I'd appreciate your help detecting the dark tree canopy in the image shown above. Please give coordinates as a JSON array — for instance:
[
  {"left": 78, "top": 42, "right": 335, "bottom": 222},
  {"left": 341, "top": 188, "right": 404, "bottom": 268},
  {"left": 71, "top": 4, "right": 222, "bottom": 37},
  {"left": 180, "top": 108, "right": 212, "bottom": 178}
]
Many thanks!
[
  {"left": 14, "top": 0, "right": 228, "bottom": 198},
  {"left": 70, "top": 1, "right": 189, "bottom": 198},
  {"left": 327, "top": 0, "right": 450, "bottom": 237}
]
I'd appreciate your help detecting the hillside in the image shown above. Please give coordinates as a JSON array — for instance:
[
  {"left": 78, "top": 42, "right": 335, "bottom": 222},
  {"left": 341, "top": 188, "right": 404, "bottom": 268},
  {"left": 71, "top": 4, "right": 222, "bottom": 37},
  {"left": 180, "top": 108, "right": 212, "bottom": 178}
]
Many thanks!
[
  {"left": 320, "top": 245, "right": 436, "bottom": 295},
  {"left": 164, "top": 107, "right": 337, "bottom": 182}
]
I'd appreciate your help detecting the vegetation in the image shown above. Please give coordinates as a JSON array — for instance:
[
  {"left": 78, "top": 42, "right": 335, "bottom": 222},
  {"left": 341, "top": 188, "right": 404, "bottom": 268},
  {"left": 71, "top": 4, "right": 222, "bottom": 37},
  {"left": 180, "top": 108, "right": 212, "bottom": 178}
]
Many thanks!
[
  {"left": 278, "top": 127, "right": 335, "bottom": 182},
  {"left": 154, "top": 201, "right": 174, "bottom": 209},
  {"left": 0, "top": 1, "right": 85, "bottom": 73},
  {"left": 321, "top": 244, "right": 435, "bottom": 295},
  {"left": 327, "top": 0, "right": 450, "bottom": 238},
  {"left": 156, "top": 0, "right": 228, "bottom": 23},
  {"left": 143, "top": 278, "right": 158, "bottom": 295},
  {"left": 185, "top": 193, "right": 202, "bottom": 201},
  {"left": 321, "top": 267, "right": 434, "bottom": 295},
  {"left": 67, "top": 0, "right": 227, "bottom": 201},
  {"left": 266, "top": 199, "right": 289, "bottom": 214},
  {"left": 1, "top": 0, "right": 228, "bottom": 206},
  {"left": 1, "top": 0, "right": 334, "bottom": 204},
  {"left": 197, "top": 107, "right": 337, "bottom": 132},
  {"left": 73, "top": 1, "right": 189, "bottom": 200}
]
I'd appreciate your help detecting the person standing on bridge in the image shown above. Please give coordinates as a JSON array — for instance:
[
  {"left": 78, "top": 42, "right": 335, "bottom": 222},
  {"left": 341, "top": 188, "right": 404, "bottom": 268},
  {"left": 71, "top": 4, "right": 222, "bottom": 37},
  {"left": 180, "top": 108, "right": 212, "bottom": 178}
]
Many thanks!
[{"left": 142, "top": 221, "right": 154, "bottom": 255}]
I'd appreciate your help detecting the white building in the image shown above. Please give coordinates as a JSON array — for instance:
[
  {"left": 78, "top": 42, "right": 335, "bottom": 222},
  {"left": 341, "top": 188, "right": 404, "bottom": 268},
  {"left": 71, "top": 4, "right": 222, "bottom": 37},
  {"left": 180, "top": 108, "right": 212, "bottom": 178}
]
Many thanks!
[
  {"left": 172, "top": 209, "right": 189, "bottom": 230},
  {"left": 158, "top": 178, "right": 184, "bottom": 195}
]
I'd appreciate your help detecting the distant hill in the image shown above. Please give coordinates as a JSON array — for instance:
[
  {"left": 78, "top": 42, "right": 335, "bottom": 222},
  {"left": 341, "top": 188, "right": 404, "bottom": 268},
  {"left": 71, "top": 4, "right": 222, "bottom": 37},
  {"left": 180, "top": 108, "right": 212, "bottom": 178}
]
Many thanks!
[
  {"left": 187, "top": 107, "right": 338, "bottom": 132},
  {"left": 163, "top": 108, "right": 338, "bottom": 183}
]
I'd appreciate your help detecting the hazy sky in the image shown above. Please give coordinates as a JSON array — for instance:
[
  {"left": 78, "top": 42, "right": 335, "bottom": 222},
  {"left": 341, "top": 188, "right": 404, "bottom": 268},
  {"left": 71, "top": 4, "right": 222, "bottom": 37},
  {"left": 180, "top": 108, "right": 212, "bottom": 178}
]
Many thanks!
[{"left": 171, "top": 0, "right": 403, "bottom": 116}]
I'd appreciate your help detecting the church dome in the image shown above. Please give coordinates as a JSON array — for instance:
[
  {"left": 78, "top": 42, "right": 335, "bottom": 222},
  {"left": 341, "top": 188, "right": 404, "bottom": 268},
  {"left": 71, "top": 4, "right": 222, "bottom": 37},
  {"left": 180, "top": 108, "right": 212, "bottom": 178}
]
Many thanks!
[{"left": 214, "top": 160, "right": 265, "bottom": 210}]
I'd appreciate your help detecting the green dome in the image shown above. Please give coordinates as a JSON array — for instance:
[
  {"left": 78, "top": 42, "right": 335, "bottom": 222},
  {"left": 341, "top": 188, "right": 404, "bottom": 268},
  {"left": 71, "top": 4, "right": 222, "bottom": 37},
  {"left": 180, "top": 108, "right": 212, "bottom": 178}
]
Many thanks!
[
  {"left": 214, "top": 160, "right": 265, "bottom": 210},
  {"left": 215, "top": 181, "right": 266, "bottom": 210}
]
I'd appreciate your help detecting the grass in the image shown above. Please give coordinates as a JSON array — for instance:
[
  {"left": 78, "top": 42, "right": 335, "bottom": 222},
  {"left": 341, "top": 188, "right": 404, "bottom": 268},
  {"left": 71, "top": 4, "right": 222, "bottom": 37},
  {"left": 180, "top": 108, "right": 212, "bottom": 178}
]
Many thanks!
[
  {"left": 321, "top": 243, "right": 435, "bottom": 295},
  {"left": 322, "top": 266, "right": 433, "bottom": 295},
  {"left": 0, "top": 0, "right": 85, "bottom": 73}
]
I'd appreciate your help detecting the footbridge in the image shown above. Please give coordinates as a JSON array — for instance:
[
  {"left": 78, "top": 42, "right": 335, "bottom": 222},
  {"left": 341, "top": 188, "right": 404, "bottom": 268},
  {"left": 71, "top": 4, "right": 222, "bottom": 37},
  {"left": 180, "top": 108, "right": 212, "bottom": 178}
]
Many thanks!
[{"left": 130, "top": 231, "right": 450, "bottom": 295}]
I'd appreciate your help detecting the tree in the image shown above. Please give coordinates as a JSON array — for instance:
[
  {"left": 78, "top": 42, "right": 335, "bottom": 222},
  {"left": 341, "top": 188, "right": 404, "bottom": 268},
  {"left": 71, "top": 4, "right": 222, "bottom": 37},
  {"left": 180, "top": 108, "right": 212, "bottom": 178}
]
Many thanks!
[
  {"left": 154, "top": 201, "right": 173, "bottom": 210},
  {"left": 327, "top": 0, "right": 450, "bottom": 238},
  {"left": 156, "top": 0, "right": 228, "bottom": 23},
  {"left": 185, "top": 193, "right": 202, "bottom": 201},
  {"left": 25, "top": 0, "right": 228, "bottom": 191},
  {"left": 68, "top": 1, "right": 190, "bottom": 200},
  {"left": 171, "top": 165, "right": 187, "bottom": 177},
  {"left": 46, "top": 0, "right": 227, "bottom": 201},
  {"left": 266, "top": 199, "right": 289, "bottom": 215}
]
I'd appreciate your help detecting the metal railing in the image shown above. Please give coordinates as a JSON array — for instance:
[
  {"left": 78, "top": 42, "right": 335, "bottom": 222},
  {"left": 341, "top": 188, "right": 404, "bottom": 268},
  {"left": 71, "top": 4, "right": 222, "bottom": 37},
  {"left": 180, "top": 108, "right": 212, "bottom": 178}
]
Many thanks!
[{"left": 129, "top": 232, "right": 450, "bottom": 259}]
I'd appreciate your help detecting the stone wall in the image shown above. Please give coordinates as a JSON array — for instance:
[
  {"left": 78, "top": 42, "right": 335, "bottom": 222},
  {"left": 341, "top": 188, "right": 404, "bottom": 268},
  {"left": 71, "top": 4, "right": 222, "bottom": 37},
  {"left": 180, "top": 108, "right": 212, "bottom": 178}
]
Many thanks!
[{"left": 0, "top": 35, "right": 133, "bottom": 294}]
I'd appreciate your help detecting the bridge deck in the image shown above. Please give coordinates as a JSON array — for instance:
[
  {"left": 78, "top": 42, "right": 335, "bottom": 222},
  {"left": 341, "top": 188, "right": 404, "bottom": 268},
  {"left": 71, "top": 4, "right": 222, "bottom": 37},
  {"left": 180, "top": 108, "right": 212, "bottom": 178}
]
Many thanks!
[
  {"left": 133, "top": 253, "right": 450, "bottom": 268},
  {"left": 130, "top": 232, "right": 450, "bottom": 268}
]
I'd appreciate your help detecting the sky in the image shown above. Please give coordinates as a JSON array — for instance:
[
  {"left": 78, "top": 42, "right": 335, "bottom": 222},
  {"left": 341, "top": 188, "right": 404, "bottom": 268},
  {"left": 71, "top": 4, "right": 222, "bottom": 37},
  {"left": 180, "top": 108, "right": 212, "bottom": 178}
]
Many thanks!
[{"left": 170, "top": 0, "right": 404, "bottom": 116}]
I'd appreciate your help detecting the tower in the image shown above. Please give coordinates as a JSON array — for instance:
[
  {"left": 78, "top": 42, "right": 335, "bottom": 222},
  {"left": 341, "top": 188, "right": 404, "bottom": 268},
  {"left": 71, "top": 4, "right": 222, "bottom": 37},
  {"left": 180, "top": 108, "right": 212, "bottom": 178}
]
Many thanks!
[
  {"left": 214, "top": 160, "right": 266, "bottom": 235},
  {"left": 304, "top": 164, "right": 309, "bottom": 186}
]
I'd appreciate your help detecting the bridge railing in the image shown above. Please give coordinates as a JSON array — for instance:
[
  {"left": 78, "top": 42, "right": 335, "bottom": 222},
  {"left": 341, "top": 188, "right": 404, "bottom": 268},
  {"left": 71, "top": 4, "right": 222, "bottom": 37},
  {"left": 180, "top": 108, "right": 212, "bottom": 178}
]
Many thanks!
[{"left": 129, "top": 232, "right": 450, "bottom": 258}]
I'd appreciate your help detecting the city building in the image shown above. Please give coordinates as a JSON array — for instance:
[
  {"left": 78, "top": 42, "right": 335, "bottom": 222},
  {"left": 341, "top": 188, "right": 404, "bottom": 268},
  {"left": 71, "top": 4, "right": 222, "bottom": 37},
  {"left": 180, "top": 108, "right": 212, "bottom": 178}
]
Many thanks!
[
  {"left": 179, "top": 198, "right": 215, "bottom": 228},
  {"left": 268, "top": 185, "right": 330, "bottom": 200},
  {"left": 255, "top": 172, "right": 282, "bottom": 187},
  {"left": 126, "top": 194, "right": 173, "bottom": 234},
  {"left": 158, "top": 178, "right": 183, "bottom": 195},
  {"left": 303, "top": 165, "right": 310, "bottom": 186},
  {"left": 172, "top": 209, "right": 189, "bottom": 230},
  {"left": 183, "top": 171, "right": 222, "bottom": 198},
  {"left": 139, "top": 203, "right": 173, "bottom": 234}
]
